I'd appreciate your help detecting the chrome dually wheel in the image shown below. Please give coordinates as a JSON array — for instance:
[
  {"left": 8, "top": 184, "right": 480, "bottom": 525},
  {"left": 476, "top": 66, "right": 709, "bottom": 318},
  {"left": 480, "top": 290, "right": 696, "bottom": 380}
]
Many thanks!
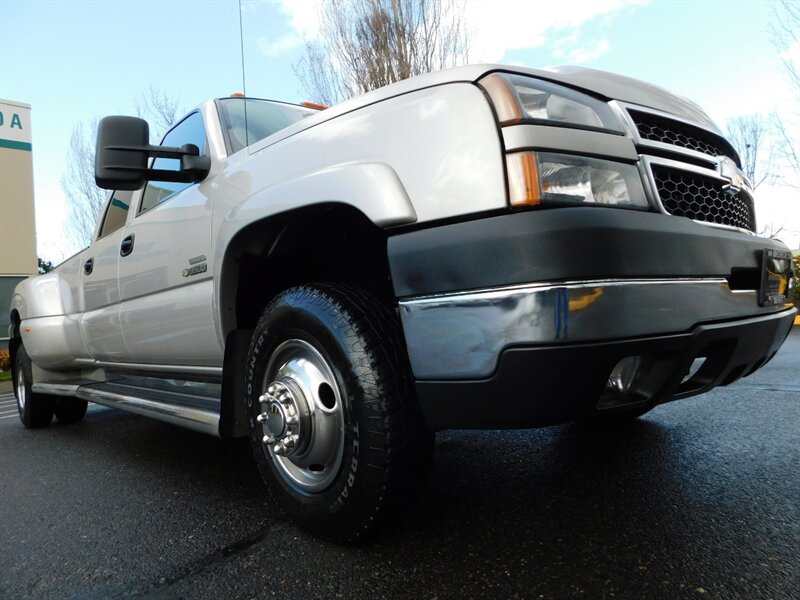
[
  {"left": 259, "top": 339, "right": 345, "bottom": 493},
  {"left": 15, "top": 366, "right": 27, "bottom": 412}
]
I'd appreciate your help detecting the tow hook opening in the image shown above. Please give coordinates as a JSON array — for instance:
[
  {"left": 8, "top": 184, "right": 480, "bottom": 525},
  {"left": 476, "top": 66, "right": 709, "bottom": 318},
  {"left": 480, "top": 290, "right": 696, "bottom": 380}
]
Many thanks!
[
  {"left": 596, "top": 354, "right": 653, "bottom": 410},
  {"left": 681, "top": 357, "right": 707, "bottom": 384},
  {"left": 676, "top": 340, "right": 736, "bottom": 395}
]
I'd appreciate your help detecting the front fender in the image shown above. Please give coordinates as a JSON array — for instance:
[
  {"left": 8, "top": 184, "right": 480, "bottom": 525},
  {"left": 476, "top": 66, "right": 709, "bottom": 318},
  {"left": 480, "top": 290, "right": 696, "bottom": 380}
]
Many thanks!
[
  {"left": 215, "top": 161, "right": 416, "bottom": 252},
  {"left": 212, "top": 161, "right": 415, "bottom": 340}
]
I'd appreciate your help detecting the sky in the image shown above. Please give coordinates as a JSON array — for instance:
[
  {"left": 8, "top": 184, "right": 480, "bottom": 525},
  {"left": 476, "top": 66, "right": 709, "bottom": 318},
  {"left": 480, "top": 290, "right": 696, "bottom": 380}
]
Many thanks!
[{"left": 1, "top": 0, "right": 798, "bottom": 261}]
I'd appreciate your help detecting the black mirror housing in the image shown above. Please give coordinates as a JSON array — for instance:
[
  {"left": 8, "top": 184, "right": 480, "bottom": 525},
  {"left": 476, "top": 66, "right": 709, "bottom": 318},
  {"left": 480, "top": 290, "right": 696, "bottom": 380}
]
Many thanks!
[
  {"left": 94, "top": 116, "right": 211, "bottom": 191},
  {"left": 95, "top": 116, "right": 150, "bottom": 190}
]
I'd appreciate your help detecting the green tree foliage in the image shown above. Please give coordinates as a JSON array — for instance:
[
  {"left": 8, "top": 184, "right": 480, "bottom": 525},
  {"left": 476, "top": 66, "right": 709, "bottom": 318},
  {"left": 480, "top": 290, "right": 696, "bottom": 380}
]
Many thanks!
[{"left": 37, "top": 258, "right": 54, "bottom": 274}]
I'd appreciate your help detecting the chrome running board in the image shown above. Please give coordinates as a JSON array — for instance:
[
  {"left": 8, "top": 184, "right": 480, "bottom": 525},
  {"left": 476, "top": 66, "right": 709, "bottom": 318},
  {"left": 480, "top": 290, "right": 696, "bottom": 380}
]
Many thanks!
[{"left": 34, "top": 380, "right": 221, "bottom": 437}]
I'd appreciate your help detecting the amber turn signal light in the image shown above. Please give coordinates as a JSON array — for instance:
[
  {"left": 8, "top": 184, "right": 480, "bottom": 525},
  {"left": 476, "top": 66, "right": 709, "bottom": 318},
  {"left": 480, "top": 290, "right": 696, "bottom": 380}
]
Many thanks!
[{"left": 506, "top": 151, "right": 541, "bottom": 207}]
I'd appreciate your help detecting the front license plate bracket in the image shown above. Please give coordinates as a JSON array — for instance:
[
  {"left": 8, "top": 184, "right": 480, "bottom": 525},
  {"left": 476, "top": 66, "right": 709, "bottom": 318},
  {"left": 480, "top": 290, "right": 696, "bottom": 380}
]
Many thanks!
[{"left": 759, "top": 248, "right": 792, "bottom": 307}]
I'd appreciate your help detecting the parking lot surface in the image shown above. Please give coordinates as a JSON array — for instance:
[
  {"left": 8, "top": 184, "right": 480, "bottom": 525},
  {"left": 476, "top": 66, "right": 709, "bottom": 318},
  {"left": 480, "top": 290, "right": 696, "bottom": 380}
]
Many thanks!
[{"left": 1, "top": 330, "right": 798, "bottom": 599}]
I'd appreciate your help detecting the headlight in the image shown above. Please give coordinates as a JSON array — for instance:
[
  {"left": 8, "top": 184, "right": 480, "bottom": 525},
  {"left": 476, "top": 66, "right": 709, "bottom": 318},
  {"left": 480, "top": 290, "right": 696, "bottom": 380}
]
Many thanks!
[
  {"left": 506, "top": 152, "right": 648, "bottom": 208},
  {"left": 480, "top": 73, "right": 622, "bottom": 133}
]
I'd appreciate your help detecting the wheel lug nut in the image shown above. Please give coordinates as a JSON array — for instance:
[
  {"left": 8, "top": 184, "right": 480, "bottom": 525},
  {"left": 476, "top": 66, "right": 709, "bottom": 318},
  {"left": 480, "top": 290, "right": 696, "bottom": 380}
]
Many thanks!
[
  {"left": 262, "top": 434, "right": 275, "bottom": 444},
  {"left": 268, "top": 384, "right": 277, "bottom": 395},
  {"left": 258, "top": 393, "right": 268, "bottom": 404},
  {"left": 273, "top": 442, "right": 287, "bottom": 456},
  {"left": 284, "top": 434, "right": 299, "bottom": 448},
  {"left": 285, "top": 415, "right": 298, "bottom": 425},
  {"left": 256, "top": 413, "right": 269, "bottom": 423}
]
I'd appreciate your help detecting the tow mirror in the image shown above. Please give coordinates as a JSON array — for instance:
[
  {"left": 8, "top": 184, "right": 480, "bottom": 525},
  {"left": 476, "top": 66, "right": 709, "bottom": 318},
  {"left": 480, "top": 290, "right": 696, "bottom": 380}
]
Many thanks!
[{"left": 94, "top": 116, "right": 211, "bottom": 190}]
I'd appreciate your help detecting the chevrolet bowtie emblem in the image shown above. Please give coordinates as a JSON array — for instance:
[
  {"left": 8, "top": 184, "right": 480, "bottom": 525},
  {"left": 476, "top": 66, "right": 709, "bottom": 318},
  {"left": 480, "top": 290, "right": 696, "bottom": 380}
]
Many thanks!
[{"left": 717, "top": 155, "right": 747, "bottom": 197}]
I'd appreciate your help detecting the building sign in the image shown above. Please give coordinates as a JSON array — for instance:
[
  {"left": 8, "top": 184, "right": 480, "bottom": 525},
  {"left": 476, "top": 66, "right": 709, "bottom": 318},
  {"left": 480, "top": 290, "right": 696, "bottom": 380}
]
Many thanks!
[
  {"left": 0, "top": 98, "right": 37, "bottom": 281},
  {"left": 0, "top": 99, "right": 32, "bottom": 151}
]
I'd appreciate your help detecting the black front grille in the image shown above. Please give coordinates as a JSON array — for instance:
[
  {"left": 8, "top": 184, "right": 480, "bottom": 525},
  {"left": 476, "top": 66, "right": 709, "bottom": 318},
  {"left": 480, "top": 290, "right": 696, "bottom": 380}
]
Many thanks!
[
  {"left": 630, "top": 110, "right": 740, "bottom": 166},
  {"left": 652, "top": 166, "right": 756, "bottom": 232}
]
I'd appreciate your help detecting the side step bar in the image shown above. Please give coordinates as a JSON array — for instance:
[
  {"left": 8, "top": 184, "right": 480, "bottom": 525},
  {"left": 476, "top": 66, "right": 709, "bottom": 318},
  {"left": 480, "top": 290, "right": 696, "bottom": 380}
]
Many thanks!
[{"left": 33, "top": 380, "right": 220, "bottom": 437}]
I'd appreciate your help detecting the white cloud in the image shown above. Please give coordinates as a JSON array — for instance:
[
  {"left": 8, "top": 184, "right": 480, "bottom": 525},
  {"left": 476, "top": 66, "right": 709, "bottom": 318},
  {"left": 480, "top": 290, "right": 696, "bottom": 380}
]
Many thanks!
[
  {"left": 257, "top": 33, "right": 303, "bottom": 56},
  {"left": 279, "top": 0, "right": 322, "bottom": 39},
  {"left": 249, "top": 1, "right": 322, "bottom": 57},
  {"left": 754, "top": 178, "right": 800, "bottom": 249},
  {"left": 34, "top": 181, "right": 74, "bottom": 262},
  {"left": 277, "top": 0, "right": 636, "bottom": 64},
  {"left": 463, "top": 0, "right": 635, "bottom": 63},
  {"left": 239, "top": 1, "right": 261, "bottom": 13},
  {"left": 778, "top": 39, "right": 800, "bottom": 67},
  {"left": 566, "top": 38, "right": 610, "bottom": 64}
]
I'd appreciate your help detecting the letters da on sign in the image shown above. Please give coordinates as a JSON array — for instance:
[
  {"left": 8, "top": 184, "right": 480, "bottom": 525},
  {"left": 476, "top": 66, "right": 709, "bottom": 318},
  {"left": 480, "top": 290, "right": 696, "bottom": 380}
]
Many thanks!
[{"left": 0, "top": 111, "right": 24, "bottom": 129}]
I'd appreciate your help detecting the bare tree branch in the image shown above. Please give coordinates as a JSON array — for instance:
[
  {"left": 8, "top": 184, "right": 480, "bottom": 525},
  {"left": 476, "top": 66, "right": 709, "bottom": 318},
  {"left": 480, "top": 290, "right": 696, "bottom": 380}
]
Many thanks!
[
  {"left": 769, "top": 0, "right": 800, "bottom": 180},
  {"left": 726, "top": 113, "right": 774, "bottom": 190},
  {"left": 134, "top": 85, "right": 184, "bottom": 141},
  {"left": 772, "top": 112, "right": 800, "bottom": 185},
  {"left": 771, "top": 0, "right": 800, "bottom": 103},
  {"left": 61, "top": 121, "right": 106, "bottom": 249},
  {"left": 62, "top": 87, "right": 182, "bottom": 249},
  {"left": 295, "top": 0, "right": 471, "bottom": 105}
]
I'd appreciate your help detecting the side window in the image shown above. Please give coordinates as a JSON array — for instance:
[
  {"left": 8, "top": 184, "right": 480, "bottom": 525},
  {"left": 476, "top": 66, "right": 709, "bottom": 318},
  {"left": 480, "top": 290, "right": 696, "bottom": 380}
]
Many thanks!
[
  {"left": 98, "top": 190, "right": 133, "bottom": 239},
  {"left": 139, "top": 112, "right": 207, "bottom": 215}
]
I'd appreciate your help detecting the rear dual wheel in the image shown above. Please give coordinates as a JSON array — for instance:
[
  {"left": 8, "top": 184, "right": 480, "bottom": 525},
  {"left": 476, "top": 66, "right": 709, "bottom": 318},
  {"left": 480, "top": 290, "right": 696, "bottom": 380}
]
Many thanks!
[
  {"left": 246, "top": 284, "right": 433, "bottom": 542},
  {"left": 14, "top": 344, "right": 87, "bottom": 427},
  {"left": 14, "top": 345, "right": 57, "bottom": 428}
]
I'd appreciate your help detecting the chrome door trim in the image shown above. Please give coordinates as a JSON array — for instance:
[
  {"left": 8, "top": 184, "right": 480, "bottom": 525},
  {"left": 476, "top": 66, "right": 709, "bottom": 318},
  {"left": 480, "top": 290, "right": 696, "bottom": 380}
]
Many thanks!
[{"left": 73, "top": 359, "right": 223, "bottom": 380}]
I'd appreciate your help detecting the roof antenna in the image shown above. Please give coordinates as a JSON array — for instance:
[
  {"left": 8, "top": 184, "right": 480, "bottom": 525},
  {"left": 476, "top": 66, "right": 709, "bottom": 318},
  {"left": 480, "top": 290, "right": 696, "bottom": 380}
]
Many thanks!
[{"left": 237, "top": 0, "right": 250, "bottom": 150}]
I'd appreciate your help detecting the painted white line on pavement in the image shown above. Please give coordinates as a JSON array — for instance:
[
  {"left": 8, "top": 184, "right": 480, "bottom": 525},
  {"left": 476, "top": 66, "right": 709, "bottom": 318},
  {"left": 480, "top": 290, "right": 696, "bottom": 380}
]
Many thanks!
[{"left": 0, "top": 414, "right": 19, "bottom": 420}]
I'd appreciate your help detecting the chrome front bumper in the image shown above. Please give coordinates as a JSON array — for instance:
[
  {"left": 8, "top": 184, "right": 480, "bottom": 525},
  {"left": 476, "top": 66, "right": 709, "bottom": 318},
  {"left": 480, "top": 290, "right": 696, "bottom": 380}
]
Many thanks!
[{"left": 399, "top": 278, "right": 787, "bottom": 380}]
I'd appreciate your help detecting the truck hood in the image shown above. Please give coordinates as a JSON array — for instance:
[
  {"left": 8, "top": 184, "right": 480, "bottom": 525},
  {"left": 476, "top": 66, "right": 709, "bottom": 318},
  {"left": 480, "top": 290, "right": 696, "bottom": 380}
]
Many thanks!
[
  {"left": 335, "top": 64, "right": 720, "bottom": 132},
  {"left": 511, "top": 65, "right": 721, "bottom": 133},
  {"left": 247, "top": 64, "right": 723, "bottom": 156}
]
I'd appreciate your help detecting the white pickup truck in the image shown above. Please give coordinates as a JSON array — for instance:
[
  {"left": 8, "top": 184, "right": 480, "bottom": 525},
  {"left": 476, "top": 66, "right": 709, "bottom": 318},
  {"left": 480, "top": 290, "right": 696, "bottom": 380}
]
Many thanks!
[{"left": 8, "top": 65, "right": 796, "bottom": 541}]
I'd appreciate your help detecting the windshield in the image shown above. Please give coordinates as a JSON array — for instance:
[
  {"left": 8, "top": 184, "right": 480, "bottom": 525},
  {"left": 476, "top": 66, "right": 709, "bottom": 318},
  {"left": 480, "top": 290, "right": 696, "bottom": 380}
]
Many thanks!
[{"left": 217, "top": 98, "right": 317, "bottom": 154}]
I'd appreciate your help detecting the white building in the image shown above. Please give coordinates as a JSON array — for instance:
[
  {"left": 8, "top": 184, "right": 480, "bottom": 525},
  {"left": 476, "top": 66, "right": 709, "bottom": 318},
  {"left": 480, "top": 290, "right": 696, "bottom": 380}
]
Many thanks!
[{"left": 0, "top": 99, "right": 37, "bottom": 350}]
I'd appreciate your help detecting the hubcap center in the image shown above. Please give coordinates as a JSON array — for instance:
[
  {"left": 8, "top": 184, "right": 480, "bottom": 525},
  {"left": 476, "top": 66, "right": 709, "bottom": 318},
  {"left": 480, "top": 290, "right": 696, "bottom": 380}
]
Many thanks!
[
  {"left": 265, "top": 401, "right": 287, "bottom": 437},
  {"left": 258, "top": 380, "right": 307, "bottom": 456}
]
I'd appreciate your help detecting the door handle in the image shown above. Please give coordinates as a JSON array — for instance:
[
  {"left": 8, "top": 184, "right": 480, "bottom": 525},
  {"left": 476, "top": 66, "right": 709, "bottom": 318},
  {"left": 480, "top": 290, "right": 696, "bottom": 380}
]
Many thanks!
[
  {"left": 83, "top": 258, "right": 94, "bottom": 275},
  {"left": 120, "top": 234, "right": 135, "bottom": 257}
]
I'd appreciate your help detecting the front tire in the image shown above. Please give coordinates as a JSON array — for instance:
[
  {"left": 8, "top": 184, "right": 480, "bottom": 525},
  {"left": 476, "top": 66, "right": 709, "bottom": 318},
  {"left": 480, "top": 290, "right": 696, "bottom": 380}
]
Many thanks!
[
  {"left": 14, "top": 345, "right": 56, "bottom": 428},
  {"left": 246, "top": 284, "right": 433, "bottom": 542}
]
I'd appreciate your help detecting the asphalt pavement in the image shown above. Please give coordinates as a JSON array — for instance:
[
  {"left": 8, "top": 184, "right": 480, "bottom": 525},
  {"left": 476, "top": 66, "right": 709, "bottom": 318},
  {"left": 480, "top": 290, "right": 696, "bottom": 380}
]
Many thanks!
[{"left": 1, "top": 330, "right": 798, "bottom": 600}]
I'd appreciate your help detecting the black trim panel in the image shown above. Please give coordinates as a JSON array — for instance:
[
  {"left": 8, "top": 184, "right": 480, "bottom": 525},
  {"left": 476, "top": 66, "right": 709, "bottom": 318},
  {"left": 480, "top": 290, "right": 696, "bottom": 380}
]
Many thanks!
[
  {"left": 415, "top": 309, "right": 795, "bottom": 430},
  {"left": 388, "top": 207, "right": 789, "bottom": 298}
]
